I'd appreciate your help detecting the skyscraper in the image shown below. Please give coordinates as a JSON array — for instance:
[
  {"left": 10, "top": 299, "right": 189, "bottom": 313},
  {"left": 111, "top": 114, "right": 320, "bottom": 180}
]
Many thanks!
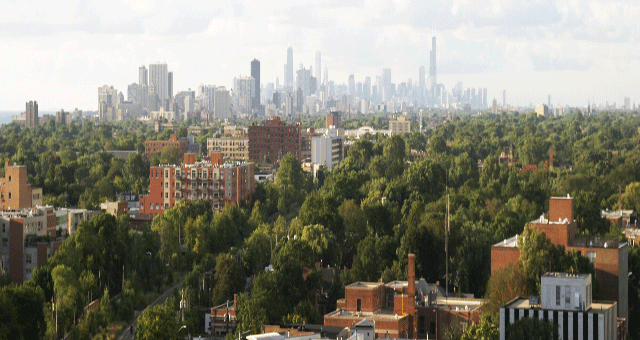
[
  {"left": 168, "top": 71, "right": 173, "bottom": 108},
  {"left": 149, "top": 63, "right": 168, "bottom": 110},
  {"left": 251, "top": 59, "right": 261, "bottom": 109},
  {"left": 139, "top": 66, "right": 148, "bottom": 87},
  {"left": 315, "top": 51, "right": 321, "bottom": 87},
  {"left": 429, "top": 36, "right": 437, "bottom": 89},
  {"left": 214, "top": 87, "right": 231, "bottom": 119},
  {"left": 25, "top": 101, "right": 38, "bottom": 127},
  {"left": 348, "top": 75, "right": 355, "bottom": 95},
  {"left": 419, "top": 66, "right": 425, "bottom": 88},
  {"left": 285, "top": 47, "right": 293, "bottom": 90},
  {"left": 236, "top": 77, "right": 255, "bottom": 114},
  {"left": 364, "top": 77, "right": 371, "bottom": 100}
]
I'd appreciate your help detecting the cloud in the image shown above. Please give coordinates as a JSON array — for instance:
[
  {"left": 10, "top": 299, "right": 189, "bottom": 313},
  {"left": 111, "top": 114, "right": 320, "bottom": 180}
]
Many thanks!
[{"left": 528, "top": 51, "right": 593, "bottom": 72}]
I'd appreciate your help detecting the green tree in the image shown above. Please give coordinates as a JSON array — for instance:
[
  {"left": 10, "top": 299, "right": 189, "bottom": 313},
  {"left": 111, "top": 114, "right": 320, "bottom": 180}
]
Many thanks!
[
  {"left": 506, "top": 317, "right": 558, "bottom": 340},
  {"left": 212, "top": 253, "right": 246, "bottom": 305},
  {"left": 135, "top": 303, "right": 178, "bottom": 340},
  {"left": 0, "top": 284, "right": 46, "bottom": 340},
  {"left": 298, "top": 192, "right": 344, "bottom": 241}
]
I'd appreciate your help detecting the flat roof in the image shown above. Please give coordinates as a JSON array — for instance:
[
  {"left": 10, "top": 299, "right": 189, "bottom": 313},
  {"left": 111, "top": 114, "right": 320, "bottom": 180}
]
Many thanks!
[
  {"left": 504, "top": 297, "right": 615, "bottom": 314},
  {"left": 542, "top": 272, "right": 590, "bottom": 279},
  {"left": 346, "top": 282, "right": 384, "bottom": 289},
  {"left": 325, "top": 308, "right": 410, "bottom": 321}
]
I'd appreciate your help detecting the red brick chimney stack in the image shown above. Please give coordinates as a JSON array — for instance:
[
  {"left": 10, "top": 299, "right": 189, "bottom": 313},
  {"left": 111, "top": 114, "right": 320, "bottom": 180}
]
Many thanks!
[{"left": 408, "top": 253, "right": 415, "bottom": 297}]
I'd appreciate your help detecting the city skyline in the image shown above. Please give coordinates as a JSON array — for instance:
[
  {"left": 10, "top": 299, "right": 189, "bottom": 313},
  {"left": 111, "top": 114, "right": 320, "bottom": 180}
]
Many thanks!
[{"left": 1, "top": 0, "right": 638, "bottom": 111}]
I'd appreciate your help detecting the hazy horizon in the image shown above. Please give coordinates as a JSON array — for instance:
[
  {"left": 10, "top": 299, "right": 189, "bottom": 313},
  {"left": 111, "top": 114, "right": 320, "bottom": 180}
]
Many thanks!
[{"left": 2, "top": 0, "right": 638, "bottom": 112}]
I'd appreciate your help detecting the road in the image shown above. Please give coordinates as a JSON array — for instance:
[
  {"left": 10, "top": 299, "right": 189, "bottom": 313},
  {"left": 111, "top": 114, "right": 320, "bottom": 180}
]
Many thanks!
[{"left": 116, "top": 281, "right": 183, "bottom": 340}]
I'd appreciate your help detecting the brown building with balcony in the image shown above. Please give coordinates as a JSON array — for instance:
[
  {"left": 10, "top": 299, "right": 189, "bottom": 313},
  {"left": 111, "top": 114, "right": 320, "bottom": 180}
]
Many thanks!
[
  {"left": 491, "top": 196, "right": 629, "bottom": 321},
  {"left": 248, "top": 117, "right": 301, "bottom": 164},
  {"left": 139, "top": 153, "right": 255, "bottom": 217}
]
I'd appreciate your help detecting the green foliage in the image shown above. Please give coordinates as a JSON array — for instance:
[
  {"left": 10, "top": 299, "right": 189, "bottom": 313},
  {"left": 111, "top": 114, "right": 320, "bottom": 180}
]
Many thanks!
[
  {"left": 212, "top": 253, "right": 246, "bottom": 305},
  {"left": 135, "top": 303, "right": 178, "bottom": 340},
  {"left": 0, "top": 284, "right": 46, "bottom": 340},
  {"left": 506, "top": 316, "right": 558, "bottom": 340}
]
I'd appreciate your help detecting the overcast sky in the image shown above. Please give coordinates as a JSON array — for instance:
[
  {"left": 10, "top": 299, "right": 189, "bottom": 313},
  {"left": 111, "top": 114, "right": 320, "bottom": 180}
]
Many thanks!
[{"left": 1, "top": 0, "right": 639, "bottom": 111}]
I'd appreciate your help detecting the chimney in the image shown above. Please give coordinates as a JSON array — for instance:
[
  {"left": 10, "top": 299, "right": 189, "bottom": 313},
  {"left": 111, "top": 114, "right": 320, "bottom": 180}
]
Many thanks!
[
  {"left": 233, "top": 293, "right": 238, "bottom": 309},
  {"left": 408, "top": 253, "right": 415, "bottom": 297},
  {"left": 619, "top": 185, "right": 623, "bottom": 211}
]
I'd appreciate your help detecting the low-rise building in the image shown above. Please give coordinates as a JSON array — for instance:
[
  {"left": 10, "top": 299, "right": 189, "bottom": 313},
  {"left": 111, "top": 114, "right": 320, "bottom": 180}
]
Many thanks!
[
  {"left": 389, "top": 116, "right": 411, "bottom": 135},
  {"left": 491, "top": 196, "right": 629, "bottom": 321},
  {"left": 499, "top": 273, "right": 621, "bottom": 340},
  {"left": 0, "top": 206, "right": 98, "bottom": 284},
  {"left": 144, "top": 133, "right": 188, "bottom": 156},
  {"left": 310, "top": 128, "right": 344, "bottom": 171},
  {"left": 324, "top": 254, "right": 481, "bottom": 340}
]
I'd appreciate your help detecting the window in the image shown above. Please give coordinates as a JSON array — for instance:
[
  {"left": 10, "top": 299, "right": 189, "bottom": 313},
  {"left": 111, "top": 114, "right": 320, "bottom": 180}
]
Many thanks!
[
  {"left": 565, "top": 285, "right": 571, "bottom": 305},
  {"left": 419, "top": 316, "right": 425, "bottom": 334},
  {"left": 556, "top": 285, "right": 561, "bottom": 306},
  {"left": 150, "top": 203, "right": 153, "bottom": 210},
  {"left": 429, "top": 322, "right": 436, "bottom": 335},
  {"left": 356, "top": 298, "right": 361, "bottom": 312},
  {"left": 165, "top": 183, "right": 168, "bottom": 188},
  {"left": 8, "top": 193, "right": 11, "bottom": 199},
  {"left": 165, "top": 193, "right": 168, "bottom": 199},
  {"left": 155, "top": 203, "right": 159, "bottom": 210},
  {"left": 587, "top": 251, "right": 596, "bottom": 264},
  {"left": 8, "top": 176, "right": 11, "bottom": 183},
  {"left": 25, "top": 254, "right": 32, "bottom": 264}
]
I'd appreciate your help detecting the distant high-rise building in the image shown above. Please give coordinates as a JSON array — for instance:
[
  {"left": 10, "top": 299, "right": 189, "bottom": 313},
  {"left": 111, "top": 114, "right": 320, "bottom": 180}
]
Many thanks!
[
  {"left": 235, "top": 77, "right": 255, "bottom": 114},
  {"left": 199, "top": 85, "right": 217, "bottom": 112},
  {"left": 382, "top": 68, "right": 392, "bottom": 101},
  {"left": 214, "top": 87, "right": 231, "bottom": 119},
  {"left": 503, "top": 90, "right": 506, "bottom": 107},
  {"left": 548, "top": 94, "right": 551, "bottom": 108},
  {"left": 296, "top": 67, "right": 312, "bottom": 98},
  {"left": 139, "top": 66, "right": 148, "bottom": 87},
  {"left": 251, "top": 59, "right": 261, "bottom": 110},
  {"left": 364, "top": 77, "right": 371, "bottom": 101},
  {"left": 348, "top": 75, "right": 355, "bottom": 95},
  {"left": 624, "top": 96, "right": 631, "bottom": 111},
  {"left": 419, "top": 66, "right": 425, "bottom": 88},
  {"left": 429, "top": 36, "right": 437, "bottom": 88},
  {"left": 315, "top": 51, "right": 322, "bottom": 86},
  {"left": 285, "top": 47, "right": 294, "bottom": 90},
  {"left": 168, "top": 71, "right": 173, "bottom": 108},
  {"left": 149, "top": 63, "right": 168, "bottom": 110},
  {"left": 25, "top": 101, "right": 38, "bottom": 127},
  {"left": 323, "top": 65, "right": 328, "bottom": 86}
]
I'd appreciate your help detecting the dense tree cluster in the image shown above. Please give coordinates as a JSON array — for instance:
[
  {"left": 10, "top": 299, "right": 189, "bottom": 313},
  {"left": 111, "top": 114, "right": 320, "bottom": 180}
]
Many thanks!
[{"left": 2, "top": 110, "right": 640, "bottom": 339}]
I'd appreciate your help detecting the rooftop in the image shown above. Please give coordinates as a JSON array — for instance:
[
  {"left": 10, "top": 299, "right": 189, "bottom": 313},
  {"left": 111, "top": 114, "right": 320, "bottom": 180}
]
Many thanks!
[
  {"left": 492, "top": 234, "right": 518, "bottom": 248},
  {"left": 504, "top": 297, "right": 615, "bottom": 314},
  {"left": 542, "top": 272, "right": 590, "bottom": 279},
  {"left": 346, "top": 282, "right": 384, "bottom": 290},
  {"left": 324, "top": 308, "right": 410, "bottom": 321}
]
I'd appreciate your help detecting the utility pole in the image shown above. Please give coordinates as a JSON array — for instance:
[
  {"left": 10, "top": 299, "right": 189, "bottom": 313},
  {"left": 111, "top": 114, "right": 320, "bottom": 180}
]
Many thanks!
[{"left": 445, "top": 184, "right": 449, "bottom": 300}]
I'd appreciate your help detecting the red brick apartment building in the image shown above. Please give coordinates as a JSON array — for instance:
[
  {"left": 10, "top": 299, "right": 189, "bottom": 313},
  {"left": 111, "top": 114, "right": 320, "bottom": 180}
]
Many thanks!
[
  {"left": 248, "top": 117, "right": 302, "bottom": 164},
  {"left": 144, "top": 133, "right": 188, "bottom": 156},
  {"left": 491, "top": 196, "right": 629, "bottom": 321},
  {"left": 324, "top": 254, "right": 481, "bottom": 340},
  {"left": 139, "top": 153, "right": 255, "bottom": 217},
  {"left": 0, "top": 161, "right": 43, "bottom": 210}
]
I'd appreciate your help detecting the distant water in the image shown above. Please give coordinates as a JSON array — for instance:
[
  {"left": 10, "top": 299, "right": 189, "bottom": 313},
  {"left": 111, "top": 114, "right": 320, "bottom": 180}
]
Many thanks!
[
  {"left": 0, "top": 112, "right": 18, "bottom": 125},
  {"left": 0, "top": 111, "right": 58, "bottom": 125}
]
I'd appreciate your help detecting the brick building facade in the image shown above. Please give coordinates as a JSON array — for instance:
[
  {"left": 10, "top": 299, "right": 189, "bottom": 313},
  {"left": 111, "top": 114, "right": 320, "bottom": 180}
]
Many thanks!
[
  {"left": 248, "top": 117, "right": 301, "bottom": 164},
  {"left": 139, "top": 153, "right": 255, "bottom": 217},
  {"left": 324, "top": 254, "right": 481, "bottom": 340},
  {"left": 491, "top": 196, "right": 629, "bottom": 321},
  {"left": 144, "top": 133, "right": 188, "bottom": 156},
  {"left": 0, "top": 161, "right": 43, "bottom": 210}
]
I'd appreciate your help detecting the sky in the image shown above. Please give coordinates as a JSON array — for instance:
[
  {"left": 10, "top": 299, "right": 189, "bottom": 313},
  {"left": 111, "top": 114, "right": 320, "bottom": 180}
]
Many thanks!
[{"left": 1, "top": 0, "right": 639, "bottom": 111}]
